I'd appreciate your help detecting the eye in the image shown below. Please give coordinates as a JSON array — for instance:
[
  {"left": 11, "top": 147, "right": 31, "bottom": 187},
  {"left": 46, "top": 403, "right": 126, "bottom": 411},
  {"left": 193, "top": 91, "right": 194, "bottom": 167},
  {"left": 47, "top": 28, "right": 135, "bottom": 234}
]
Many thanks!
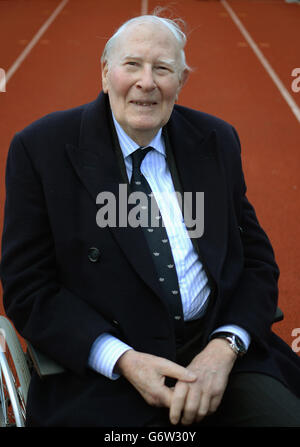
[
  {"left": 155, "top": 65, "right": 172, "bottom": 74},
  {"left": 126, "top": 61, "right": 138, "bottom": 67}
]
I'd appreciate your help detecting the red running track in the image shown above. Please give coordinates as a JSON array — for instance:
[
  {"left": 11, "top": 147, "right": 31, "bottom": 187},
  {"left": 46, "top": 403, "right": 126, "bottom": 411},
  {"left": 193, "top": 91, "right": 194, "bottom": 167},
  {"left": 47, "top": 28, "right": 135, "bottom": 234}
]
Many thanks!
[{"left": 0, "top": 0, "right": 299, "bottom": 352}]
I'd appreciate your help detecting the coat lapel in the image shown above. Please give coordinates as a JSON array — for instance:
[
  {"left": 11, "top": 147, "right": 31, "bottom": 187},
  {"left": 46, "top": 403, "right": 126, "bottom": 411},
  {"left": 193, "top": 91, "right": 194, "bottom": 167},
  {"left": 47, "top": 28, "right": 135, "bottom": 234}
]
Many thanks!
[
  {"left": 166, "top": 108, "right": 228, "bottom": 284},
  {"left": 65, "top": 93, "right": 168, "bottom": 303}
]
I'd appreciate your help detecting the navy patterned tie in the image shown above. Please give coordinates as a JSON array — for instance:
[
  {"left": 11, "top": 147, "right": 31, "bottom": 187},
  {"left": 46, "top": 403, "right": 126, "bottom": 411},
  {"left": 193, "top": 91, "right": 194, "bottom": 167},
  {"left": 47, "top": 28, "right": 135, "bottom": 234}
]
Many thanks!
[{"left": 130, "top": 147, "right": 184, "bottom": 343}]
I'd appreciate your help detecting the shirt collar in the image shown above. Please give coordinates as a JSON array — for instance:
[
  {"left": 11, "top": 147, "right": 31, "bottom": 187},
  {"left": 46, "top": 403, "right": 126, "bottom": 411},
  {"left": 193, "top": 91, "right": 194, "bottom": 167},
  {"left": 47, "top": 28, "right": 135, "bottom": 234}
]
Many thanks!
[{"left": 111, "top": 112, "right": 166, "bottom": 159}]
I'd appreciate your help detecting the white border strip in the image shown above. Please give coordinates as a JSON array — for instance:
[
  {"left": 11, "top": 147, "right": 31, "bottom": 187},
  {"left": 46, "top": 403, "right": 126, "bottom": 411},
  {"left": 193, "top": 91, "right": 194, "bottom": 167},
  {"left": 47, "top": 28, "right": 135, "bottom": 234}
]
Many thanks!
[
  {"left": 221, "top": 0, "right": 300, "bottom": 123},
  {"left": 141, "top": 0, "right": 148, "bottom": 15},
  {"left": 2, "top": 0, "right": 69, "bottom": 88}
]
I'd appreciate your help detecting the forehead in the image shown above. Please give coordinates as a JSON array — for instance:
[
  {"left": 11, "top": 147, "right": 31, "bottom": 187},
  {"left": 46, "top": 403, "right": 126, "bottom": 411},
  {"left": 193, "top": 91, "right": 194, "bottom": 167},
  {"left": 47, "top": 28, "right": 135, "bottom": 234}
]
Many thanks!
[{"left": 112, "top": 22, "right": 180, "bottom": 60}]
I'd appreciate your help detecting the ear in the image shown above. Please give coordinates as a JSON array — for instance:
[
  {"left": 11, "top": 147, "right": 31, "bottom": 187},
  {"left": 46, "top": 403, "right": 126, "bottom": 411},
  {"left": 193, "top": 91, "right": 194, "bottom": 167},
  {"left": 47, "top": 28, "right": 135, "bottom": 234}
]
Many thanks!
[
  {"left": 101, "top": 60, "right": 109, "bottom": 93},
  {"left": 179, "top": 68, "right": 189, "bottom": 90},
  {"left": 175, "top": 69, "right": 189, "bottom": 101}
]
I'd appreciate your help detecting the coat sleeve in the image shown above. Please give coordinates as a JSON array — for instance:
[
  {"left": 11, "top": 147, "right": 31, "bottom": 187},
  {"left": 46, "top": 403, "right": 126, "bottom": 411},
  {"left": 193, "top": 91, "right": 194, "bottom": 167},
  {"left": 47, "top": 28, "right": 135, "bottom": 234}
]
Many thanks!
[
  {"left": 214, "top": 126, "right": 280, "bottom": 347},
  {"left": 0, "top": 133, "right": 117, "bottom": 375}
]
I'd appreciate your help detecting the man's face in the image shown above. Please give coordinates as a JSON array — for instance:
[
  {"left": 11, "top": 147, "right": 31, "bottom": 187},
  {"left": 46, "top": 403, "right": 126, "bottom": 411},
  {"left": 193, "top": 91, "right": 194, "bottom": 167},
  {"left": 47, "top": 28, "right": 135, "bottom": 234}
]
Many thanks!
[{"left": 102, "top": 22, "right": 188, "bottom": 145}]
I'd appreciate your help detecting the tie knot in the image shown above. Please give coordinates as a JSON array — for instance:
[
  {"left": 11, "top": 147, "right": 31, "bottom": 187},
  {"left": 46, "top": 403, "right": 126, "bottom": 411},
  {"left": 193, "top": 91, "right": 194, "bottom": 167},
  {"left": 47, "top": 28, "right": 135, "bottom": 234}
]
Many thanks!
[{"left": 131, "top": 147, "right": 153, "bottom": 172}]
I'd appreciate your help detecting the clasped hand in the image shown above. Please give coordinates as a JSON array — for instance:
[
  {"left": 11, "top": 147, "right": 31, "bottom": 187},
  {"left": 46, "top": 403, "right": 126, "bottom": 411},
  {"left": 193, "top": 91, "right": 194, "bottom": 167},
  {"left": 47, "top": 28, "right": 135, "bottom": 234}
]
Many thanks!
[{"left": 116, "top": 338, "right": 237, "bottom": 425}]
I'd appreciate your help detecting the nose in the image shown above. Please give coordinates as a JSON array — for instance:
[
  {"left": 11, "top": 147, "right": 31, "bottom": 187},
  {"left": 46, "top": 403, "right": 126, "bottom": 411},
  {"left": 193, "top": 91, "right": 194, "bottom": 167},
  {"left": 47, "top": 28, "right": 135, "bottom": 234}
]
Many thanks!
[{"left": 136, "top": 66, "right": 156, "bottom": 91}]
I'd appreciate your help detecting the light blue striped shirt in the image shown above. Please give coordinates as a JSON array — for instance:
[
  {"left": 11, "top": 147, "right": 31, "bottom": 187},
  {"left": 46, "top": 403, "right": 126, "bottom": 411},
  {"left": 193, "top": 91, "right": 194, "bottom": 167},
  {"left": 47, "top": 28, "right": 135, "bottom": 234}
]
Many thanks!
[{"left": 88, "top": 115, "right": 250, "bottom": 379}]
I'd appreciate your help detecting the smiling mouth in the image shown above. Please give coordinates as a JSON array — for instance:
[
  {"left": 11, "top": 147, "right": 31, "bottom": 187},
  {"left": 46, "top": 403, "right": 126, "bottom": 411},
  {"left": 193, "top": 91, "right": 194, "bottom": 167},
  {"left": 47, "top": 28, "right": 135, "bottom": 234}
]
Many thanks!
[{"left": 130, "top": 101, "right": 157, "bottom": 106}]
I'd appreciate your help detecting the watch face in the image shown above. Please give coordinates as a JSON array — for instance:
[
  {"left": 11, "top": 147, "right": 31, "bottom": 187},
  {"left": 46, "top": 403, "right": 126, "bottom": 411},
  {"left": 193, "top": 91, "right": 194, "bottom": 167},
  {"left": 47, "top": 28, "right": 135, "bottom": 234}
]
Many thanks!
[
  {"left": 211, "top": 332, "right": 247, "bottom": 356},
  {"left": 234, "top": 335, "right": 246, "bottom": 354}
]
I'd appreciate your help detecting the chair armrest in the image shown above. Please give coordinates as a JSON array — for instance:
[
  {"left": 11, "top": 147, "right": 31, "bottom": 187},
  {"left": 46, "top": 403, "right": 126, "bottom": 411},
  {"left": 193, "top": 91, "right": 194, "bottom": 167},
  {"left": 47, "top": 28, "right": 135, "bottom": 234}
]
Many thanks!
[{"left": 27, "top": 342, "right": 66, "bottom": 377}]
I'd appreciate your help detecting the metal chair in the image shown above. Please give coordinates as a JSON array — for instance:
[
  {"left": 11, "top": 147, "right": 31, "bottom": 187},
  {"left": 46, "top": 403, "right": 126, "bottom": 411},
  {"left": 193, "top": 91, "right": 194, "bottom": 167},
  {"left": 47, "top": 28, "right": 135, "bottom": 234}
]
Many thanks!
[{"left": 0, "top": 307, "right": 284, "bottom": 427}]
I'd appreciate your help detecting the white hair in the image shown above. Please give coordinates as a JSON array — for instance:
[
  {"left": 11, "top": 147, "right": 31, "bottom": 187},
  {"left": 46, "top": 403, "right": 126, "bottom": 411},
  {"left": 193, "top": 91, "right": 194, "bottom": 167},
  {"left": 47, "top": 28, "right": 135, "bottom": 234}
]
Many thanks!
[{"left": 101, "top": 14, "right": 190, "bottom": 74}]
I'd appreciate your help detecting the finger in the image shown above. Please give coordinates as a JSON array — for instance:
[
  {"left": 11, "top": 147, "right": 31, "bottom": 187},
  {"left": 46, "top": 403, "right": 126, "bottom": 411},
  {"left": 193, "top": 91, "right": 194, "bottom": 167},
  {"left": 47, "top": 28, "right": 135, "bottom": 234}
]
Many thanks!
[
  {"left": 181, "top": 385, "right": 202, "bottom": 425},
  {"left": 195, "top": 392, "right": 222, "bottom": 424},
  {"left": 139, "top": 375, "right": 176, "bottom": 408},
  {"left": 196, "top": 393, "right": 210, "bottom": 422},
  {"left": 160, "top": 359, "right": 197, "bottom": 383},
  {"left": 169, "top": 381, "right": 189, "bottom": 425},
  {"left": 209, "top": 394, "right": 223, "bottom": 414},
  {"left": 156, "top": 383, "right": 174, "bottom": 408}
]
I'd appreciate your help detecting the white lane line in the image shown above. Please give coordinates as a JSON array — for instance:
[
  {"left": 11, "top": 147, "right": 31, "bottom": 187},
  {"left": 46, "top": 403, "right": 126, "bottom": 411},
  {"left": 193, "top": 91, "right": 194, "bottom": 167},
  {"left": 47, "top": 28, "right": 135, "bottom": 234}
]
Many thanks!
[
  {"left": 221, "top": 0, "right": 300, "bottom": 123},
  {"left": 141, "top": 0, "right": 148, "bottom": 15},
  {"left": 2, "top": 0, "right": 69, "bottom": 89}
]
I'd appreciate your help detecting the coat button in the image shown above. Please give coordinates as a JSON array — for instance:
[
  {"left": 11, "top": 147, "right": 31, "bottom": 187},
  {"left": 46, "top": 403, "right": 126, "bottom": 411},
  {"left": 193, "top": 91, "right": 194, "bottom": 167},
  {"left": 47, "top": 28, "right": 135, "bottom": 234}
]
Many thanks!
[{"left": 88, "top": 247, "right": 100, "bottom": 263}]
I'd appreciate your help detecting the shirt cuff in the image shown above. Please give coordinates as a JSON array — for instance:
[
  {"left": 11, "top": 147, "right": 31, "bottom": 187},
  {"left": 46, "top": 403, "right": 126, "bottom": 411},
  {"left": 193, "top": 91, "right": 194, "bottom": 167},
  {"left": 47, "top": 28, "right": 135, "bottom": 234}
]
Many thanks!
[
  {"left": 88, "top": 333, "right": 133, "bottom": 380},
  {"left": 210, "top": 325, "right": 251, "bottom": 350}
]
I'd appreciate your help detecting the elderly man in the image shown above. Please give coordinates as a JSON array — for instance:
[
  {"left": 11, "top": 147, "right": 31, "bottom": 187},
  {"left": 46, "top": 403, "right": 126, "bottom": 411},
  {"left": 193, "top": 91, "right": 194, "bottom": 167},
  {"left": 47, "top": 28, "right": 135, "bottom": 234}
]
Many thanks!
[{"left": 1, "top": 14, "right": 300, "bottom": 427}]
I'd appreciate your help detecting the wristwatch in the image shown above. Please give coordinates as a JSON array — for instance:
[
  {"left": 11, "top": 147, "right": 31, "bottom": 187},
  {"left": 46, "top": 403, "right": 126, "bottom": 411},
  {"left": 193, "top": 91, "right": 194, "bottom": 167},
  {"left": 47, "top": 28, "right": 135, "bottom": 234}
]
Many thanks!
[{"left": 211, "top": 332, "right": 247, "bottom": 357}]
